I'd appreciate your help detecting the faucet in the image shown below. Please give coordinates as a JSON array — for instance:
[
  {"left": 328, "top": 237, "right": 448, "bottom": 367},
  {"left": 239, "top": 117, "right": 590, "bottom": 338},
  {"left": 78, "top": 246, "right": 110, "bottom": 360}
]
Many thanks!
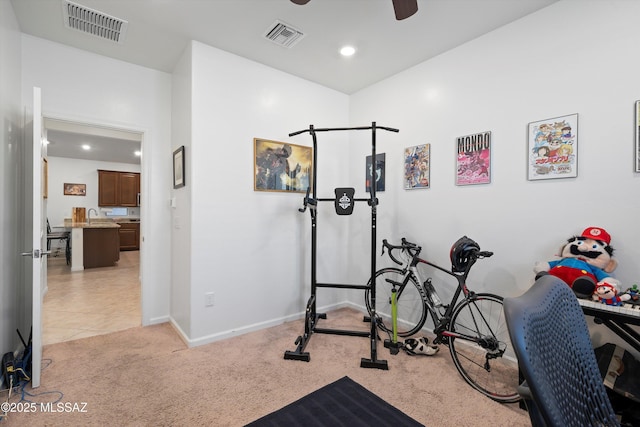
[{"left": 88, "top": 208, "right": 98, "bottom": 223}]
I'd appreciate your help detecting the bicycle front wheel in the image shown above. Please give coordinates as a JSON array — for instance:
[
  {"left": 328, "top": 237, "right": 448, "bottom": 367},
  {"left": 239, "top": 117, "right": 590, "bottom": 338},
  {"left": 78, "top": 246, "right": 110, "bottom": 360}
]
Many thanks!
[
  {"left": 365, "top": 268, "right": 426, "bottom": 337},
  {"left": 448, "top": 293, "right": 520, "bottom": 403}
]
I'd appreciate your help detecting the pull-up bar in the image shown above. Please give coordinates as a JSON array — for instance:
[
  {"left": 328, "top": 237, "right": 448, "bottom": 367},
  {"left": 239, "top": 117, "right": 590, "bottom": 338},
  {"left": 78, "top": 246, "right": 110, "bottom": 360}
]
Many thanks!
[
  {"left": 289, "top": 124, "right": 399, "bottom": 137},
  {"left": 284, "top": 122, "right": 399, "bottom": 370}
]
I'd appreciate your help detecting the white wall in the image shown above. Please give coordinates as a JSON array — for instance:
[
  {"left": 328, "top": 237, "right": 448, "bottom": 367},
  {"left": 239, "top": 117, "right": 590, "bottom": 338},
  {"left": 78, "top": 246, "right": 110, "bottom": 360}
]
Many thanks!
[
  {"left": 47, "top": 156, "right": 141, "bottom": 228},
  {"left": 170, "top": 43, "right": 192, "bottom": 338},
  {"left": 349, "top": 0, "right": 640, "bottom": 354},
  {"left": 180, "top": 41, "right": 350, "bottom": 345},
  {"left": 21, "top": 35, "right": 172, "bottom": 326},
  {"left": 0, "top": 0, "right": 23, "bottom": 360}
]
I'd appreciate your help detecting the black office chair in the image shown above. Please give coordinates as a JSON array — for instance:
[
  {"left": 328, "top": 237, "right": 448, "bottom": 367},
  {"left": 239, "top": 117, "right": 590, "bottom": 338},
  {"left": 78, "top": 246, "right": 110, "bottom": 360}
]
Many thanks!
[
  {"left": 46, "top": 219, "right": 70, "bottom": 265},
  {"left": 504, "top": 275, "right": 619, "bottom": 427}
]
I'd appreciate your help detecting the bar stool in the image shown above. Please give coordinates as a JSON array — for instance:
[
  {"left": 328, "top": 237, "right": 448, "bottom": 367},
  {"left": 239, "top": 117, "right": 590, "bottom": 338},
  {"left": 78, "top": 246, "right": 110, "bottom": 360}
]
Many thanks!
[{"left": 47, "top": 219, "right": 71, "bottom": 265}]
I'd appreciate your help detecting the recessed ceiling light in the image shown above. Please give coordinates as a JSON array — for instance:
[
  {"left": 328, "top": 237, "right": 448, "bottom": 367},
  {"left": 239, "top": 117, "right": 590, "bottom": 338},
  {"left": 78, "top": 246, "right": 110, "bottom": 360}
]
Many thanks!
[
  {"left": 134, "top": 150, "right": 141, "bottom": 156},
  {"left": 82, "top": 144, "right": 91, "bottom": 150},
  {"left": 340, "top": 45, "right": 356, "bottom": 57}
]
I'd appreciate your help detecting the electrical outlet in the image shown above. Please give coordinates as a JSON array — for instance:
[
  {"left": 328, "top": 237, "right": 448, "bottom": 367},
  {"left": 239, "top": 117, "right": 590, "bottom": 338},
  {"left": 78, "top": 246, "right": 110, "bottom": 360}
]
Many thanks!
[{"left": 205, "top": 292, "right": 215, "bottom": 307}]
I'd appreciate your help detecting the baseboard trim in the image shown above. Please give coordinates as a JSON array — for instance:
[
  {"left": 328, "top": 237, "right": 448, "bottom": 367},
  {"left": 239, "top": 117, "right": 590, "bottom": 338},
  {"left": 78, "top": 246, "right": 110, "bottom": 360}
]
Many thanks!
[
  {"left": 147, "top": 315, "right": 169, "bottom": 326},
  {"left": 171, "top": 301, "right": 349, "bottom": 348}
]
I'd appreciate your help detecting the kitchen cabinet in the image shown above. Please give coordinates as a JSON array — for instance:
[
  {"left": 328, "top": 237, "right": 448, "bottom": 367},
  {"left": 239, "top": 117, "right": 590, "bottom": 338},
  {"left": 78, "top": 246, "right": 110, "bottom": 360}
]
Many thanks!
[
  {"left": 98, "top": 170, "right": 140, "bottom": 207},
  {"left": 120, "top": 172, "right": 140, "bottom": 206},
  {"left": 83, "top": 227, "right": 120, "bottom": 268},
  {"left": 117, "top": 222, "right": 140, "bottom": 251}
]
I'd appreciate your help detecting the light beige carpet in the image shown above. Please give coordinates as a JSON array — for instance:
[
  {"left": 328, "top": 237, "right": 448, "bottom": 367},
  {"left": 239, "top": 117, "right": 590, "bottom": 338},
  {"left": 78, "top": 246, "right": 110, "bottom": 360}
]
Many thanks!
[{"left": 1, "top": 308, "right": 529, "bottom": 426}]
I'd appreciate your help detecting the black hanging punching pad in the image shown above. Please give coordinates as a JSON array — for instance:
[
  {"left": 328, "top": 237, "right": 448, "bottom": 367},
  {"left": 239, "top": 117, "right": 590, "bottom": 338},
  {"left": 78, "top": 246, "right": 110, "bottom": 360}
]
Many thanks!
[{"left": 334, "top": 188, "right": 355, "bottom": 215}]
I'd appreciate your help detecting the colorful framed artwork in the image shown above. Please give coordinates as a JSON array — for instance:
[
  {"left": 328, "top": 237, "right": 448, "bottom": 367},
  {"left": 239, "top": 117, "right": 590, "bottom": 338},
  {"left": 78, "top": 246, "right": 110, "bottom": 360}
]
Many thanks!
[
  {"left": 173, "top": 145, "right": 185, "bottom": 189},
  {"left": 366, "top": 153, "right": 385, "bottom": 192},
  {"left": 527, "top": 113, "right": 578, "bottom": 180},
  {"left": 63, "top": 183, "right": 86, "bottom": 196},
  {"left": 404, "top": 144, "right": 430, "bottom": 189},
  {"left": 254, "top": 138, "right": 311, "bottom": 193},
  {"left": 635, "top": 101, "right": 640, "bottom": 172},
  {"left": 456, "top": 131, "right": 491, "bottom": 185}
]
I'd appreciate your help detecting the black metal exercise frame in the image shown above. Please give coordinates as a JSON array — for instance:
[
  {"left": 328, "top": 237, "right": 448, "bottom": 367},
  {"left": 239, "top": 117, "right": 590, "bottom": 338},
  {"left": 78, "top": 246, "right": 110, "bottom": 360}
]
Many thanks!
[{"left": 283, "top": 122, "right": 399, "bottom": 370}]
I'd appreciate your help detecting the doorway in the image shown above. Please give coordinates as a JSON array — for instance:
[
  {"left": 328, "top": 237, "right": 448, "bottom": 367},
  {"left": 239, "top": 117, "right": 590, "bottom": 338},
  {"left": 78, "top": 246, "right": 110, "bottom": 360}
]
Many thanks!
[{"left": 42, "top": 117, "right": 144, "bottom": 345}]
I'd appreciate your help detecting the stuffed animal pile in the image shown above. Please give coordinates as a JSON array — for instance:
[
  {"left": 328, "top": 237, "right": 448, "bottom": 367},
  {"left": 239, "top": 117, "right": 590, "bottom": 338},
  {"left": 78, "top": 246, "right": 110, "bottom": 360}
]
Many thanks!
[{"left": 534, "top": 227, "right": 625, "bottom": 302}]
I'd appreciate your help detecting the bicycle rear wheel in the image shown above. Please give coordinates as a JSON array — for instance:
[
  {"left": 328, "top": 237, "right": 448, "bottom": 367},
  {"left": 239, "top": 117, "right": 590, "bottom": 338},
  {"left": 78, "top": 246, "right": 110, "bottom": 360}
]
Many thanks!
[
  {"left": 448, "top": 293, "right": 520, "bottom": 403},
  {"left": 365, "top": 268, "right": 426, "bottom": 337}
]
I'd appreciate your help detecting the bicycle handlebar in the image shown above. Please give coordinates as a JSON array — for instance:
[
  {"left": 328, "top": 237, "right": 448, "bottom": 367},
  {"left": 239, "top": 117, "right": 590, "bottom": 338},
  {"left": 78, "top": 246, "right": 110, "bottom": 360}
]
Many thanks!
[{"left": 381, "top": 238, "right": 421, "bottom": 266}]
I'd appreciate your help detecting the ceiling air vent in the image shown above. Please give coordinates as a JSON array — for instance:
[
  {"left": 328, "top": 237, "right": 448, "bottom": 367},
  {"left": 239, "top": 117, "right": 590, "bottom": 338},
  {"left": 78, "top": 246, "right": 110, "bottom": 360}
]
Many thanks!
[
  {"left": 264, "top": 20, "right": 305, "bottom": 48},
  {"left": 61, "top": 0, "right": 128, "bottom": 44}
]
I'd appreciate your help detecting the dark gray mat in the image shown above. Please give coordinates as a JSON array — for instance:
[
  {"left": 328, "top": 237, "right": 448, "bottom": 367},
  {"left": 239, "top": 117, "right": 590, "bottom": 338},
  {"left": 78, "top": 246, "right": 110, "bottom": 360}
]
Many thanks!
[{"left": 246, "top": 376, "right": 424, "bottom": 427}]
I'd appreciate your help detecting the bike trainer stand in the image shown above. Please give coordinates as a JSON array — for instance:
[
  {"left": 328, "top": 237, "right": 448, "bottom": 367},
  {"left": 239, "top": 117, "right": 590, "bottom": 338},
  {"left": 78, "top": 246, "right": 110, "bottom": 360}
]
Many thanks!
[{"left": 283, "top": 122, "right": 398, "bottom": 370}]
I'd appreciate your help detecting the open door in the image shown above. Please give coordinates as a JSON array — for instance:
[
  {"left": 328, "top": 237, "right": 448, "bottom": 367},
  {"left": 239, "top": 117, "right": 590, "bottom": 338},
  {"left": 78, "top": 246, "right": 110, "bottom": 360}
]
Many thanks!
[{"left": 20, "top": 87, "right": 46, "bottom": 388}]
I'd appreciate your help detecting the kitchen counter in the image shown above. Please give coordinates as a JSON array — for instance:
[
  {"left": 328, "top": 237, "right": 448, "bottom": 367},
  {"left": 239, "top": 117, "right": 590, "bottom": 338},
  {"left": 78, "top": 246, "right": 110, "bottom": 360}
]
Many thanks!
[
  {"left": 66, "top": 221, "right": 121, "bottom": 229},
  {"left": 62, "top": 219, "right": 121, "bottom": 270},
  {"left": 64, "top": 217, "right": 140, "bottom": 227}
]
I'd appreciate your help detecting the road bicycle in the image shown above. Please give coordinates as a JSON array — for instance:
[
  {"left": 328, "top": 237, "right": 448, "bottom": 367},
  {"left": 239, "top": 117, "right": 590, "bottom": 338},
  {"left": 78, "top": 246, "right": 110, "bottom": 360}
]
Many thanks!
[{"left": 364, "top": 236, "right": 520, "bottom": 403}]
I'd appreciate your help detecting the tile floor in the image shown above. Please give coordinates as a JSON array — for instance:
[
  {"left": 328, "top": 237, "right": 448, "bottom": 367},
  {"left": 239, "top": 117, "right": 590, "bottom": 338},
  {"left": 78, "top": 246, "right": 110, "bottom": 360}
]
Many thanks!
[{"left": 43, "top": 249, "right": 141, "bottom": 346}]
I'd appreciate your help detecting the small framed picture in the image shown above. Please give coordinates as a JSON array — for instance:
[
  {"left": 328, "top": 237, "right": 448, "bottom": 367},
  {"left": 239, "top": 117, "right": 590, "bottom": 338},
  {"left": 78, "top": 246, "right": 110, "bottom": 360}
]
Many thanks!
[
  {"left": 527, "top": 113, "right": 578, "bottom": 180},
  {"left": 456, "top": 131, "right": 491, "bottom": 185},
  {"left": 63, "top": 183, "right": 86, "bottom": 196},
  {"left": 173, "top": 146, "right": 185, "bottom": 189},
  {"left": 635, "top": 101, "right": 640, "bottom": 172},
  {"left": 366, "top": 153, "right": 386, "bottom": 192},
  {"left": 404, "top": 144, "right": 430, "bottom": 189},
  {"left": 254, "top": 138, "right": 311, "bottom": 193}
]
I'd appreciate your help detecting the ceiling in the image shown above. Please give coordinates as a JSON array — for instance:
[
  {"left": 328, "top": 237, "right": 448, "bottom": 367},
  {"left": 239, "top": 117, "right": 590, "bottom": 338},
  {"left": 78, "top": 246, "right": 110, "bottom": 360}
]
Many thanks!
[
  {"left": 12, "top": 0, "right": 559, "bottom": 163},
  {"left": 44, "top": 118, "right": 142, "bottom": 165}
]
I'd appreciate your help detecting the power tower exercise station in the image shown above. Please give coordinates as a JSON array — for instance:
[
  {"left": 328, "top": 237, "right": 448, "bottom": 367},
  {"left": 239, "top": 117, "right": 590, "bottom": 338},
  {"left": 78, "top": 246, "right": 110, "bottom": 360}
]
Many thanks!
[{"left": 284, "top": 122, "right": 399, "bottom": 370}]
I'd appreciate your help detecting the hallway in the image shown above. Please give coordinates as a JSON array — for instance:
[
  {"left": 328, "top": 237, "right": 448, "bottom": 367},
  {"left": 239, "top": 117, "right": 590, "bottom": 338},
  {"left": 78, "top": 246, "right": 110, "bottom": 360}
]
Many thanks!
[{"left": 43, "top": 250, "right": 141, "bottom": 345}]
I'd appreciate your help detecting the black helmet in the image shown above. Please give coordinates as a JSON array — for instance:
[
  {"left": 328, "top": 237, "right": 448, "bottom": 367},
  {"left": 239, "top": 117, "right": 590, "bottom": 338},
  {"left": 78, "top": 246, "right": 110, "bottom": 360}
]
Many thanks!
[{"left": 450, "top": 236, "right": 480, "bottom": 272}]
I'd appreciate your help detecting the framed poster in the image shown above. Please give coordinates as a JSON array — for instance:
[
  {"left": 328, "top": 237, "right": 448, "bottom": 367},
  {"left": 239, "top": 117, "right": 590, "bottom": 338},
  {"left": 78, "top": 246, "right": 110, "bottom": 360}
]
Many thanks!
[
  {"left": 366, "top": 153, "right": 385, "bottom": 192},
  {"left": 254, "top": 138, "right": 311, "bottom": 193},
  {"left": 636, "top": 101, "right": 640, "bottom": 172},
  {"left": 63, "top": 183, "right": 86, "bottom": 196},
  {"left": 404, "top": 144, "right": 430, "bottom": 189},
  {"left": 456, "top": 131, "right": 491, "bottom": 185},
  {"left": 173, "top": 146, "right": 185, "bottom": 189},
  {"left": 528, "top": 113, "right": 578, "bottom": 180}
]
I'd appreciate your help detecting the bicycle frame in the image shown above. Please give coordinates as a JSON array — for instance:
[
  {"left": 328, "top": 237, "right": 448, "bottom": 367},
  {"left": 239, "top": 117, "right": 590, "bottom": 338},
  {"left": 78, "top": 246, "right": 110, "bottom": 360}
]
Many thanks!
[{"left": 409, "top": 255, "right": 477, "bottom": 341}]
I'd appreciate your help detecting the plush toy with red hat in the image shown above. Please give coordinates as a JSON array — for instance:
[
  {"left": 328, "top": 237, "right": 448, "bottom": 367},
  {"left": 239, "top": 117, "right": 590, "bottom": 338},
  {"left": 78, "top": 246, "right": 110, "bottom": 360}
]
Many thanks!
[
  {"left": 534, "top": 227, "right": 619, "bottom": 298},
  {"left": 592, "top": 281, "right": 631, "bottom": 306}
]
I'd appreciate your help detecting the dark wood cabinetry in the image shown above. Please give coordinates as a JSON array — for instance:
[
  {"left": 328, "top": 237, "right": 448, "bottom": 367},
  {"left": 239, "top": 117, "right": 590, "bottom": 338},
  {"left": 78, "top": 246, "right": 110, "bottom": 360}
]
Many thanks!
[
  {"left": 117, "top": 222, "right": 140, "bottom": 251},
  {"left": 83, "top": 227, "right": 120, "bottom": 268},
  {"left": 98, "top": 170, "right": 140, "bottom": 207},
  {"left": 119, "top": 172, "right": 140, "bottom": 206},
  {"left": 98, "top": 170, "right": 119, "bottom": 206}
]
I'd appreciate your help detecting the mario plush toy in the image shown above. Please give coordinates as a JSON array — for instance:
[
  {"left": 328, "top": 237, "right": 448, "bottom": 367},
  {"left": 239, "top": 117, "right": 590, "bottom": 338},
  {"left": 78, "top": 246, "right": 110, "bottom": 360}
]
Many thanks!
[
  {"left": 592, "top": 281, "right": 630, "bottom": 306},
  {"left": 534, "top": 227, "right": 618, "bottom": 298}
]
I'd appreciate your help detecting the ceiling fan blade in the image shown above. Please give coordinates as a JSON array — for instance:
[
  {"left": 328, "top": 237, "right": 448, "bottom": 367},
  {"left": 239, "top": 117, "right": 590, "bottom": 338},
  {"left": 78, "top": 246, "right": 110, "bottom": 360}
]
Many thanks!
[
  {"left": 392, "top": 0, "right": 418, "bottom": 20},
  {"left": 290, "top": 0, "right": 311, "bottom": 4}
]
